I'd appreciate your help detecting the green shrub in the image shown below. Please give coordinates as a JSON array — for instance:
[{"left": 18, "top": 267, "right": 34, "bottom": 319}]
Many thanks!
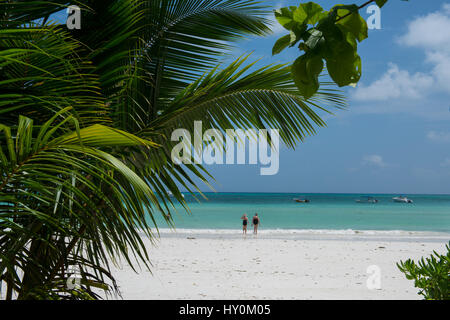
[{"left": 397, "top": 242, "right": 450, "bottom": 300}]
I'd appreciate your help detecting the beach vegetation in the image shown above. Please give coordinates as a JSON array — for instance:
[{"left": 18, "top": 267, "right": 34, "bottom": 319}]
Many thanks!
[{"left": 397, "top": 242, "right": 450, "bottom": 300}]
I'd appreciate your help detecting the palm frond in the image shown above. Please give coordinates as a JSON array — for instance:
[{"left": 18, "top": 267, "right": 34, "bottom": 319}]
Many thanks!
[
  {"left": 0, "top": 110, "right": 164, "bottom": 299},
  {"left": 148, "top": 55, "right": 346, "bottom": 148},
  {"left": 135, "top": 0, "right": 272, "bottom": 121},
  {"left": 0, "top": 25, "right": 107, "bottom": 126}
]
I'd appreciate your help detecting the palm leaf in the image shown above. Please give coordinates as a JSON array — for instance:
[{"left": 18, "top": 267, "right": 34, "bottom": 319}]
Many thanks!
[
  {"left": 0, "top": 110, "right": 165, "bottom": 299},
  {"left": 148, "top": 55, "right": 346, "bottom": 148},
  {"left": 0, "top": 25, "right": 107, "bottom": 126}
]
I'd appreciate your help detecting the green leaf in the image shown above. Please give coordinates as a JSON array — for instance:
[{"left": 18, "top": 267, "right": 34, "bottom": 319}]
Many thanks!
[
  {"left": 308, "top": 55, "right": 324, "bottom": 78},
  {"left": 274, "top": 7, "right": 297, "bottom": 30},
  {"left": 291, "top": 55, "right": 324, "bottom": 99},
  {"left": 336, "top": 10, "right": 368, "bottom": 42},
  {"left": 318, "top": 21, "right": 363, "bottom": 88},
  {"left": 332, "top": 4, "right": 359, "bottom": 15},
  {"left": 290, "top": 24, "right": 308, "bottom": 46},
  {"left": 375, "top": 0, "right": 388, "bottom": 8},
  {"left": 289, "top": 30, "right": 300, "bottom": 47},
  {"left": 304, "top": 29, "right": 324, "bottom": 51},
  {"left": 292, "top": 6, "right": 308, "bottom": 25},
  {"left": 294, "top": 2, "right": 325, "bottom": 25},
  {"left": 56, "top": 124, "right": 158, "bottom": 148},
  {"left": 272, "top": 34, "right": 291, "bottom": 55},
  {"left": 325, "top": 45, "right": 362, "bottom": 87}
]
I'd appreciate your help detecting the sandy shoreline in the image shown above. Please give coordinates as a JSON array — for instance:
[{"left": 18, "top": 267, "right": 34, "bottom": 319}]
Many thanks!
[{"left": 107, "top": 230, "right": 449, "bottom": 300}]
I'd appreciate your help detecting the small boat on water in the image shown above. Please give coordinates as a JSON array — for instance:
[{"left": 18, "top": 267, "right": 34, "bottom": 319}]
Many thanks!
[
  {"left": 355, "top": 196, "right": 379, "bottom": 203},
  {"left": 393, "top": 196, "right": 413, "bottom": 203},
  {"left": 293, "top": 197, "right": 310, "bottom": 203},
  {"left": 168, "top": 191, "right": 184, "bottom": 198}
]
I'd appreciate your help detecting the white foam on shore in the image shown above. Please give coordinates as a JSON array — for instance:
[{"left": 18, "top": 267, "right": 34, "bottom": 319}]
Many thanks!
[
  {"left": 155, "top": 228, "right": 447, "bottom": 236},
  {"left": 146, "top": 228, "right": 450, "bottom": 242}
]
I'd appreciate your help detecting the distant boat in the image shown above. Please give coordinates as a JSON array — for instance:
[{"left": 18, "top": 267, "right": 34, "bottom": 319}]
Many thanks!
[
  {"left": 293, "top": 197, "right": 310, "bottom": 203},
  {"left": 355, "top": 196, "right": 379, "bottom": 203},
  {"left": 168, "top": 191, "right": 184, "bottom": 198},
  {"left": 393, "top": 196, "right": 413, "bottom": 203}
]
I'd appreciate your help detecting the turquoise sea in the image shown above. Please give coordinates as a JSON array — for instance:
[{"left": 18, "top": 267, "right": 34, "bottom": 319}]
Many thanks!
[{"left": 154, "top": 193, "right": 450, "bottom": 233}]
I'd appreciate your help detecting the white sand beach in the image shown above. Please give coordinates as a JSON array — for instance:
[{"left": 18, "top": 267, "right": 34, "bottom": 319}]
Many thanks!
[{"left": 107, "top": 230, "right": 449, "bottom": 300}]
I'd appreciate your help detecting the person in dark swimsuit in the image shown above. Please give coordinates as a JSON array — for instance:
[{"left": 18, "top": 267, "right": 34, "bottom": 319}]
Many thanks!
[
  {"left": 241, "top": 214, "right": 249, "bottom": 234},
  {"left": 252, "top": 213, "right": 260, "bottom": 235}
]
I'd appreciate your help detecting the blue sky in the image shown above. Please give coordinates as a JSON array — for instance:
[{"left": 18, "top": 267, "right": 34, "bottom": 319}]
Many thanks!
[{"left": 189, "top": 0, "right": 450, "bottom": 194}]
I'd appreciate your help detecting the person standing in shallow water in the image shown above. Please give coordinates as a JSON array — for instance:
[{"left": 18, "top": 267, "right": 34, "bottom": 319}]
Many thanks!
[
  {"left": 241, "top": 214, "right": 248, "bottom": 234},
  {"left": 252, "top": 213, "right": 260, "bottom": 235}
]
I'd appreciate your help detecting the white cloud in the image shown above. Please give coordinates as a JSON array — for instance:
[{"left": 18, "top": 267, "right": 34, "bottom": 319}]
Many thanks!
[
  {"left": 397, "top": 4, "right": 450, "bottom": 94},
  {"left": 427, "top": 131, "right": 450, "bottom": 143},
  {"left": 362, "top": 154, "right": 387, "bottom": 168},
  {"left": 398, "top": 12, "right": 450, "bottom": 50},
  {"left": 350, "top": 4, "right": 450, "bottom": 117},
  {"left": 352, "top": 63, "right": 433, "bottom": 101},
  {"left": 426, "top": 51, "right": 450, "bottom": 93}
]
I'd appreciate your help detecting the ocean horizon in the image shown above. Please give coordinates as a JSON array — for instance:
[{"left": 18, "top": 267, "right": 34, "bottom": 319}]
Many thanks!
[{"left": 151, "top": 193, "right": 450, "bottom": 234}]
